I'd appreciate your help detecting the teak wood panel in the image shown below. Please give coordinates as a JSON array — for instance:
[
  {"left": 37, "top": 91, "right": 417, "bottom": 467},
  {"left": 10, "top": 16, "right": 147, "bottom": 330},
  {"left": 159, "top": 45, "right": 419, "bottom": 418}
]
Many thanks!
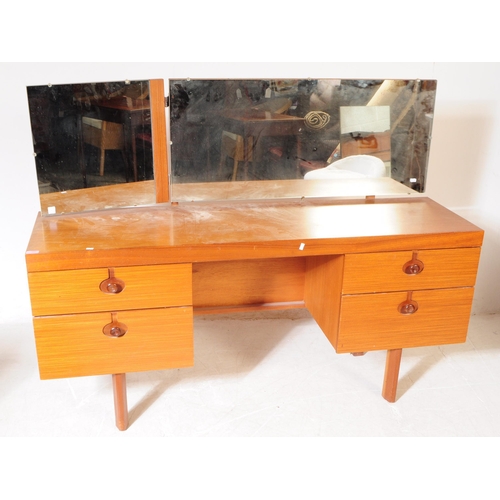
[
  {"left": 28, "top": 264, "right": 192, "bottom": 316},
  {"left": 336, "top": 287, "right": 475, "bottom": 353},
  {"left": 342, "top": 247, "right": 481, "bottom": 294},
  {"left": 33, "top": 307, "right": 194, "bottom": 379},
  {"left": 192, "top": 258, "right": 305, "bottom": 309},
  {"left": 304, "top": 255, "right": 344, "bottom": 348}
]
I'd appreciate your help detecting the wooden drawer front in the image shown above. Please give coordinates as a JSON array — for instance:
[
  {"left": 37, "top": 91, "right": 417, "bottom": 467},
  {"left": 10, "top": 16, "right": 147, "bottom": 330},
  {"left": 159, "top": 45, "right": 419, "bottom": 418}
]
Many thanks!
[
  {"left": 342, "top": 248, "right": 480, "bottom": 294},
  {"left": 336, "top": 287, "right": 474, "bottom": 353},
  {"left": 29, "top": 264, "right": 192, "bottom": 316},
  {"left": 33, "top": 307, "right": 193, "bottom": 379}
]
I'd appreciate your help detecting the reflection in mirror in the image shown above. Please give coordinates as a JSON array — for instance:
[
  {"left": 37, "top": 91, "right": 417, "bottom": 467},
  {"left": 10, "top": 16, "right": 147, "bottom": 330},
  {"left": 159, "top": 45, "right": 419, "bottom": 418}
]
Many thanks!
[
  {"left": 27, "top": 80, "right": 155, "bottom": 215},
  {"left": 169, "top": 79, "right": 436, "bottom": 202},
  {"left": 340, "top": 105, "right": 390, "bottom": 164}
]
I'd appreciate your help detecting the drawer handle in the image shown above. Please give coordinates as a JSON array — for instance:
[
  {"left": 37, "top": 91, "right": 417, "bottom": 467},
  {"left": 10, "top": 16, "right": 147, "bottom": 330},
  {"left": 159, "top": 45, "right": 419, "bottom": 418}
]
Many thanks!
[
  {"left": 100, "top": 277, "right": 125, "bottom": 294},
  {"left": 403, "top": 252, "right": 424, "bottom": 275},
  {"left": 398, "top": 291, "right": 419, "bottom": 315},
  {"left": 99, "top": 269, "right": 125, "bottom": 294},
  {"left": 103, "top": 313, "right": 128, "bottom": 337}
]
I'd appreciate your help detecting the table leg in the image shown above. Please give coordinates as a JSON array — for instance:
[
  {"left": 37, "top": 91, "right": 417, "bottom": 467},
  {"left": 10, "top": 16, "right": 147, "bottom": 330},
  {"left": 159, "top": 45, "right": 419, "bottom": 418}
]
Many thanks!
[
  {"left": 131, "top": 131, "right": 138, "bottom": 182},
  {"left": 112, "top": 373, "right": 129, "bottom": 430},
  {"left": 296, "top": 136, "right": 302, "bottom": 178},
  {"left": 122, "top": 120, "right": 137, "bottom": 182},
  {"left": 382, "top": 349, "right": 402, "bottom": 403},
  {"left": 77, "top": 116, "right": 87, "bottom": 188},
  {"left": 243, "top": 136, "right": 253, "bottom": 180}
]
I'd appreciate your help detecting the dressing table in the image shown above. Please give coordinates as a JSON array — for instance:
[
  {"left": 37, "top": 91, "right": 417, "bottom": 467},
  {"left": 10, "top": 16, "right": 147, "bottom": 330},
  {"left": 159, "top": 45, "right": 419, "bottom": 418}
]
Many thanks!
[{"left": 25, "top": 78, "right": 483, "bottom": 431}]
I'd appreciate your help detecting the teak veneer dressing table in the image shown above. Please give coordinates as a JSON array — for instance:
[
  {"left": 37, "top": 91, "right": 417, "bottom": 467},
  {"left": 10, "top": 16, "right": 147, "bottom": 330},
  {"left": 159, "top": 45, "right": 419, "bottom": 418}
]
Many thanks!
[{"left": 25, "top": 79, "right": 484, "bottom": 431}]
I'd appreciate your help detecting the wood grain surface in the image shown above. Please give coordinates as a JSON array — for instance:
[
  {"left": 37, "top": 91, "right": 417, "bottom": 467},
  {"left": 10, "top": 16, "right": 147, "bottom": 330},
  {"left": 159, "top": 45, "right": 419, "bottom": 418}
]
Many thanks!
[
  {"left": 336, "top": 287, "right": 475, "bottom": 353},
  {"left": 26, "top": 197, "right": 483, "bottom": 272},
  {"left": 28, "top": 264, "right": 192, "bottom": 316},
  {"left": 34, "top": 307, "right": 194, "bottom": 379},
  {"left": 342, "top": 247, "right": 481, "bottom": 294}
]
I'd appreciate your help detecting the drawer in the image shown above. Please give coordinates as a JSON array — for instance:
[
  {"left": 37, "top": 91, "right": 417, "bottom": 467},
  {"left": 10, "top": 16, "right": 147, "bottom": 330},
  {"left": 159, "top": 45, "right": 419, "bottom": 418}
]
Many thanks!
[
  {"left": 342, "top": 248, "right": 481, "bottom": 294},
  {"left": 33, "top": 307, "right": 193, "bottom": 379},
  {"left": 28, "top": 264, "right": 192, "bottom": 316},
  {"left": 336, "top": 287, "right": 474, "bottom": 353}
]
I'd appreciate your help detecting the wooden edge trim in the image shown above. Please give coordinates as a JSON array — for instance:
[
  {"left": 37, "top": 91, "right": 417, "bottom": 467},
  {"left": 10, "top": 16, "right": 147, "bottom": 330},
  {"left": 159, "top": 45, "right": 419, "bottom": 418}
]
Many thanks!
[{"left": 149, "top": 79, "right": 169, "bottom": 203}]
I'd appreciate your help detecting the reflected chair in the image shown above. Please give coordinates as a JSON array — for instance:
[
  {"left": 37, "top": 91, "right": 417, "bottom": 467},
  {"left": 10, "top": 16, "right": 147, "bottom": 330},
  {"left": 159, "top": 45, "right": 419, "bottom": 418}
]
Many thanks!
[
  {"left": 81, "top": 116, "right": 127, "bottom": 177},
  {"left": 135, "top": 128, "right": 154, "bottom": 180},
  {"left": 219, "top": 131, "right": 253, "bottom": 181},
  {"left": 219, "top": 97, "right": 292, "bottom": 181},
  {"left": 303, "top": 154, "right": 386, "bottom": 180}
]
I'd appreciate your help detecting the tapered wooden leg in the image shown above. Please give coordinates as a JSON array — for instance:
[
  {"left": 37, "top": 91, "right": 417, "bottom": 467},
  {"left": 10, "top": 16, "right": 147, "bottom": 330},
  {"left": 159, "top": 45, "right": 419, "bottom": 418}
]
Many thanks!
[
  {"left": 232, "top": 159, "right": 239, "bottom": 181},
  {"left": 99, "top": 148, "right": 106, "bottom": 176},
  {"left": 382, "top": 349, "right": 402, "bottom": 403},
  {"left": 112, "top": 373, "right": 128, "bottom": 431}
]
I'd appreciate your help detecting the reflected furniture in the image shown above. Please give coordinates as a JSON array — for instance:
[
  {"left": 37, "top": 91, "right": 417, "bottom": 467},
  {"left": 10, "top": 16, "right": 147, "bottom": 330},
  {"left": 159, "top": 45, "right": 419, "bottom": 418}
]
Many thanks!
[
  {"left": 220, "top": 110, "right": 304, "bottom": 180},
  {"left": 341, "top": 131, "right": 391, "bottom": 162},
  {"left": 25, "top": 77, "right": 484, "bottom": 431},
  {"left": 219, "top": 130, "right": 250, "bottom": 181},
  {"left": 27, "top": 80, "right": 157, "bottom": 215},
  {"left": 81, "top": 117, "right": 126, "bottom": 177},
  {"left": 95, "top": 97, "right": 152, "bottom": 182},
  {"left": 219, "top": 97, "right": 294, "bottom": 180},
  {"left": 169, "top": 79, "right": 436, "bottom": 194},
  {"left": 27, "top": 80, "right": 166, "bottom": 216},
  {"left": 303, "top": 155, "right": 386, "bottom": 180}
]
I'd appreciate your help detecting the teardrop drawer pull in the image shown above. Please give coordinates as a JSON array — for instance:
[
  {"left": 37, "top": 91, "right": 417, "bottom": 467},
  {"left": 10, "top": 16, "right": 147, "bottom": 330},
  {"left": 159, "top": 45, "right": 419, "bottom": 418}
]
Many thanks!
[
  {"left": 398, "top": 301, "right": 418, "bottom": 315},
  {"left": 99, "top": 269, "right": 125, "bottom": 294},
  {"left": 100, "top": 277, "right": 125, "bottom": 294},
  {"left": 103, "top": 313, "right": 128, "bottom": 337},
  {"left": 403, "top": 252, "right": 424, "bottom": 275},
  {"left": 398, "top": 291, "right": 418, "bottom": 315}
]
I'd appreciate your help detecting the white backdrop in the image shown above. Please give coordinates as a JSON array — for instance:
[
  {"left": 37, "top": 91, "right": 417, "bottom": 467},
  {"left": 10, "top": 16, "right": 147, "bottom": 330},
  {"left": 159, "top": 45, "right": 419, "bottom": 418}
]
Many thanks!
[{"left": 1, "top": 62, "right": 499, "bottom": 325}]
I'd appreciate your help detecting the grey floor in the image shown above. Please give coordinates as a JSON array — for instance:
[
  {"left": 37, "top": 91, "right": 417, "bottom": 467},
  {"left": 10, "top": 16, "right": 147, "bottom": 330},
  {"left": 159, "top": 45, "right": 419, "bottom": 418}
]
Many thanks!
[{"left": 1, "top": 310, "right": 500, "bottom": 437}]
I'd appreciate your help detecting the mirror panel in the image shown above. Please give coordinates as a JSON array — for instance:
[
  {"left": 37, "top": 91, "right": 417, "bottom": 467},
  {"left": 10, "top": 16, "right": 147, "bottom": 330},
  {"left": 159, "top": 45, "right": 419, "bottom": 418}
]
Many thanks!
[
  {"left": 168, "top": 78, "right": 437, "bottom": 202},
  {"left": 27, "top": 80, "right": 156, "bottom": 215}
]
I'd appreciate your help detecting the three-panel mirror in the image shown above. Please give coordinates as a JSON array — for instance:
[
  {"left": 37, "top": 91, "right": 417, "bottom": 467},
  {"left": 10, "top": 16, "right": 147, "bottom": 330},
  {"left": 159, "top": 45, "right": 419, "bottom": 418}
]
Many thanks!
[{"left": 27, "top": 77, "right": 437, "bottom": 215}]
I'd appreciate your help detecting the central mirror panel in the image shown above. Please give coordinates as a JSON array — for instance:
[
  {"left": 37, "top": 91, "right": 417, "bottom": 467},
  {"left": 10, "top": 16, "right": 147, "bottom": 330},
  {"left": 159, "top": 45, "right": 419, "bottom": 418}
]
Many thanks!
[
  {"left": 169, "top": 78, "right": 437, "bottom": 202},
  {"left": 27, "top": 79, "right": 157, "bottom": 216}
]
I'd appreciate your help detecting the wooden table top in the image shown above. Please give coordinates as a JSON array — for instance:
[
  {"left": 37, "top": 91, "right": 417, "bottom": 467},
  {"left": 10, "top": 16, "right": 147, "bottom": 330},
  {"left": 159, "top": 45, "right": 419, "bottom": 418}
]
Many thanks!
[
  {"left": 96, "top": 97, "right": 150, "bottom": 112},
  {"left": 222, "top": 110, "right": 304, "bottom": 123},
  {"left": 26, "top": 196, "right": 484, "bottom": 273}
]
